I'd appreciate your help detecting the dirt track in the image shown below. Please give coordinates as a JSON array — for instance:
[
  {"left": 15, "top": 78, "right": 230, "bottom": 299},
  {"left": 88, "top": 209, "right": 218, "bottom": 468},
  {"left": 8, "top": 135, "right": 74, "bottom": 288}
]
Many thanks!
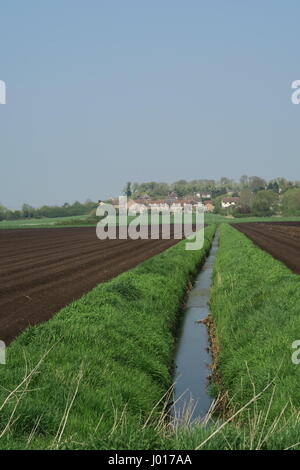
[
  {"left": 0, "top": 227, "right": 182, "bottom": 344},
  {"left": 235, "top": 222, "right": 300, "bottom": 274}
]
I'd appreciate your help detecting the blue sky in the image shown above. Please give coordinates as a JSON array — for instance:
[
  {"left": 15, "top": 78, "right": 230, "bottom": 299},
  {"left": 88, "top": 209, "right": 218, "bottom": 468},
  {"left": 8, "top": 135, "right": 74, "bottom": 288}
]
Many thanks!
[{"left": 1, "top": 0, "right": 300, "bottom": 208}]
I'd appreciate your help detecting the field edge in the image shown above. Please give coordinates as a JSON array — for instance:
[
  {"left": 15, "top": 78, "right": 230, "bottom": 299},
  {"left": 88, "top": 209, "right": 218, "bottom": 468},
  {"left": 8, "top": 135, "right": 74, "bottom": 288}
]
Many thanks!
[{"left": 0, "top": 226, "right": 216, "bottom": 450}]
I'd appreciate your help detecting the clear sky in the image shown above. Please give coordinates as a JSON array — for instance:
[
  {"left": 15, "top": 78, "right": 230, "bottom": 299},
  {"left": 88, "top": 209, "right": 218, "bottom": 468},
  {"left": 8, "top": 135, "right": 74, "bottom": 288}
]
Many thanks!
[{"left": 1, "top": 0, "right": 300, "bottom": 208}]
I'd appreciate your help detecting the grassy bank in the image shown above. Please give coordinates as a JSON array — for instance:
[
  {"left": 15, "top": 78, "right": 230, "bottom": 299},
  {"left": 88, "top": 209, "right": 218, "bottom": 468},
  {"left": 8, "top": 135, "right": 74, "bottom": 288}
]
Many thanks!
[
  {"left": 0, "top": 226, "right": 215, "bottom": 449},
  {"left": 0, "top": 215, "right": 90, "bottom": 229},
  {"left": 204, "top": 213, "right": 300, "bottom": 225},
  {"left": 173, "top": 224, "right": 300, "bottom": 450}
]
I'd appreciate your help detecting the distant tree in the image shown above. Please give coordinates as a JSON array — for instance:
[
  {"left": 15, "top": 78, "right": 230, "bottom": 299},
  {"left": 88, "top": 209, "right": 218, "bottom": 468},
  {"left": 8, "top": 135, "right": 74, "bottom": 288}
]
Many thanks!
[
  {"left": 238, "top": 189, "right": 255, "bottom": 213},
  {"left": 239, "top": 175, "right": 249, "bottom": 188},
  {"left": 212, "top": 188, "right": 227, "bottom": 198},
  {"left": 248, "top": 176, "right": 267, "bottom": 193},
  {"left": 22, "top": 203, "right": 35, "bottom": 218},
  {"left": 0, "top": 204, "right": 7, "bottom": 221},
  {"left": 276, "top": 177, "right": 293, "bottom": 194},
  {"left": 13, "top": 210, "right": 22, "bottom": 219},
  {"left": 172, "top": 180, "right": 190, "bottom": 198},
  {"left": 132, "top": 182, "right": 139, "bottom": 194},
  {"left": 212, "top": 195, "right": 225, "bottom": 214},
  {"left": 252, "top": 190, "right": 278, "bottom": 216},
  {"left": 282, "top": 188, "right": 300, "bottom": 215},
  {"left": 218, "top": 177, "right": 235, "bottom": 194},
  {"left": 124, "top": 182, "right": 132, "bottom": 198},
  {"left": 267, "top": 180, "right": 280, "bottom": 193}
]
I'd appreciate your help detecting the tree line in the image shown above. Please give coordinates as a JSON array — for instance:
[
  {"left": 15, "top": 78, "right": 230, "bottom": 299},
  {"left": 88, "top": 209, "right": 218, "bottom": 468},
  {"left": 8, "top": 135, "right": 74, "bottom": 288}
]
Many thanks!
[
  {"left": 125, "top": 176, "right": 300, "bottom": 199},
  {"left": 3, "top": 175, "right": 300, "bottom": 221},
  {"left": 0, "top": 200, "right": 98, "bottom": 221}
]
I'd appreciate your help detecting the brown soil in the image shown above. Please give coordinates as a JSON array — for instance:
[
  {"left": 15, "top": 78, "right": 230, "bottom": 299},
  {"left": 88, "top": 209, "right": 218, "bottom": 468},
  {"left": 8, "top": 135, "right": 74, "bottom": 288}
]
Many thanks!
[
  {"left": 234, "top": 222, "right": 300, "bottom": 274},
  {"left": 0, "top": 226, "right": 185, "bottom": 344}
]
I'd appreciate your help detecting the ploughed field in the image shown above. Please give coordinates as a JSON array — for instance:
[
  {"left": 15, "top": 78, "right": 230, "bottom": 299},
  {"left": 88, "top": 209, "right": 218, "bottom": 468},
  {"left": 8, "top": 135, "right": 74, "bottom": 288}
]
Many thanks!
[
  {"left": 0, "top": 226, "right": 183, "bottom": 344},
  {"left": 235, "top": 222, "right": 300, "bottom": 275}
]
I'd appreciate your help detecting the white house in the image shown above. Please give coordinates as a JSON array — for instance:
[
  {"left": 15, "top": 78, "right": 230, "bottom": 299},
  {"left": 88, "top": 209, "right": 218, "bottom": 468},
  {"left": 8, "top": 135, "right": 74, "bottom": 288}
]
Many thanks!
[{"left": 221, "top": 197, "right": 240, "bottom": 209}]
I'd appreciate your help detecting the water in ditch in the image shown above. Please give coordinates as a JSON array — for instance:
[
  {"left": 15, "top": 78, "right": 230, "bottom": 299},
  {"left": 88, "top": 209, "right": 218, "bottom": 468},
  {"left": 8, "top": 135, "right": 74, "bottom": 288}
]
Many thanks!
[{"left": 172, "top": 233, "right": 218, "bottom": 424}]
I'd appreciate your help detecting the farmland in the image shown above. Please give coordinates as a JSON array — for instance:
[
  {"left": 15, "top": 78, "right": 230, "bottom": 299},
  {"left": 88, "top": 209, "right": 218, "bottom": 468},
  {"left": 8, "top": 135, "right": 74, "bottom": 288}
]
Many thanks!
[
  {"left": 0, "top": 226, "right": 183, "bottom": 344},
  {"left": 0, "top": 225, "right": 215, "bottom": 449},
  {"left": 2, "top": 219, "right": 300, "bottom": 450},
  {"left": 234, "top": 222, "right": 300, "bottom": 274}
]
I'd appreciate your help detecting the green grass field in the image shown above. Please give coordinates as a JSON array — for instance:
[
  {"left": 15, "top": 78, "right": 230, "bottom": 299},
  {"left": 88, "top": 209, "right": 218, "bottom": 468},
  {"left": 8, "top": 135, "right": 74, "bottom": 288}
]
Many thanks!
[
  {"left": 2, "top": 212, "right": 300, "bottom": 230},
  {"left": 0, "top": 226, "right": 215, "bottom": 449},
  {"left": 204, "top": 213, "right": 300, "bottom": 224},
  {"left": 0, "top": 215, "right": 90, "bottom": 229}
]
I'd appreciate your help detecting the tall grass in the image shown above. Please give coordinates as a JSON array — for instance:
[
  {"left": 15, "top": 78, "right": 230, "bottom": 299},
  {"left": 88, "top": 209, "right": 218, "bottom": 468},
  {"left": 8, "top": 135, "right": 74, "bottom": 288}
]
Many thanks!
[
  {"left": 175, "top": 223, "right": 300, "bottom": 450},
  {"left": 0, "top": 226, "right": 215, "bottom": 449},
  {"left": 210, "top": 225, "right": 300, "bottom": 419},
  {"left": 4, "top": 223, "right": 299, "bottom": 450}
]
